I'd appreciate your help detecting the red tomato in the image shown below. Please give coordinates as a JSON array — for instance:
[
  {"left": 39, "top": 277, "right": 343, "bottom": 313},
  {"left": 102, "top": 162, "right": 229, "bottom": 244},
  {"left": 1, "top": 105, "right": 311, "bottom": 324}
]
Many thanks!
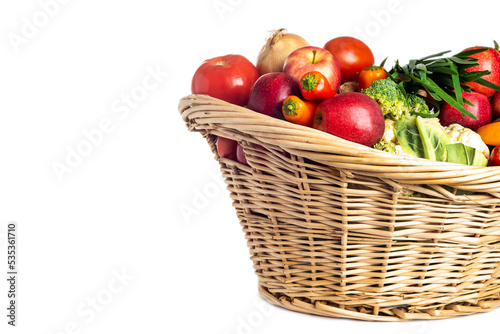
[
  {"left": 216, "top": 137, "right": 237, "bottom": 161},
  {"left": 324, "top": 37, "right": 374, "bottom": 83},
  {"left": 191, "top": 54, "right": 259, "bottom": 106}
]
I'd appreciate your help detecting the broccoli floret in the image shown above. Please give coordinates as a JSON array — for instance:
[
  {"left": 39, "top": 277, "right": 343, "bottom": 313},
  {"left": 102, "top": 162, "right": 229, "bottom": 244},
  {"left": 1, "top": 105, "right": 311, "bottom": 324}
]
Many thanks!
[
  {"left": 406, "top": 94, "right": 430, "bottom": 115},
  {"left": 373, "top": 139, "right": 396, "bottom": 153},
  {"left": 361, "top": 78, "right": 431, "bottom": 120},
  {"left": 361, "top": 79, "right": 407, "bottom": 120}
]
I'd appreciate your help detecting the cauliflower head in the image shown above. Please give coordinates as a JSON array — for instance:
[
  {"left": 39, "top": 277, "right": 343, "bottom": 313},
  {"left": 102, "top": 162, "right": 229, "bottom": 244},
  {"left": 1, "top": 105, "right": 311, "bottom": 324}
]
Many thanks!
[
  {"left": 444, "top": 123, "right": 490, "bottom": 159},
  {"left": 374, "top": 119, "right": 417, "bottom": 157},
  {"left": 381, "top": 119, "right": 397, "bottom": 143}
]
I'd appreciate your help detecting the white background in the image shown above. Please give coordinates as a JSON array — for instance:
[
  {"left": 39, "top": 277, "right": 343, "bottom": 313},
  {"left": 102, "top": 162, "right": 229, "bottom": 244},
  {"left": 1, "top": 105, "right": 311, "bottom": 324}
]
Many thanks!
[{"left": 1, "top": 0, "right": 500, "bottom": 333}]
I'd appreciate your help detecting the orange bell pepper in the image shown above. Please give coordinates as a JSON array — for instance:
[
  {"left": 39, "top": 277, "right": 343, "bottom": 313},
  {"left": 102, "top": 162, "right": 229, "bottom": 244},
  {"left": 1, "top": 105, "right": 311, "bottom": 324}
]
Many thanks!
[
  {"left": 476, "top": 122, "right": 500, "bottom": 146},
  {"left": 282, "top": 95, "right": 318, "bottom": 127},
  {"left": 358, "top": 58, "right": 388, "bottom": 91}
]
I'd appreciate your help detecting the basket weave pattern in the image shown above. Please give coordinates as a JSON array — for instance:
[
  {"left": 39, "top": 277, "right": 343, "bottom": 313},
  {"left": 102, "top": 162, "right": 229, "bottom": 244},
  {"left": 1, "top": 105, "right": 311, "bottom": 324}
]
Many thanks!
[{"left": 179, "top": 94, "right": 500, "bottom": 321}]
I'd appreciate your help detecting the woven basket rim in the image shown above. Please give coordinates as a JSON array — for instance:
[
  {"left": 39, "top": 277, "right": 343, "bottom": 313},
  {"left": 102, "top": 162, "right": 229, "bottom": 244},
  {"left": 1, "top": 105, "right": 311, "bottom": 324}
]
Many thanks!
[{"left": 179, "top": 94, "right": 500, "bottom": 195}]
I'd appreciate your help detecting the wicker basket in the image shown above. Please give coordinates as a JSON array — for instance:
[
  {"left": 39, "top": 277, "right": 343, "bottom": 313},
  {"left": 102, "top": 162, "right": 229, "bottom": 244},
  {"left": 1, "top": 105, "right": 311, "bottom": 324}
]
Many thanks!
[{"left": 179, "top": 94, "right": 500, "bottom": 321}]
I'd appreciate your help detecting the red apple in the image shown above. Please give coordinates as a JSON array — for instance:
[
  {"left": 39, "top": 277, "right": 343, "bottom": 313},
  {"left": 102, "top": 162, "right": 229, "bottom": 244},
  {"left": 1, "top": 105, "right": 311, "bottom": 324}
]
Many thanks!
[
  {"left": 236, "top": 143, "right": 248, "bottom": 166},
  {"left": 191, "top": 54, "right": 259, "bottom": 106},
  {"left": 312, "top": 92, "right": 384, "bottom": 147},
  {"left": 491, "top": 91, "right": 500, "bottom": 119},
  {"left": 463, "top": 45, "right": 500, "bottom": 98},
  {"left": 439, "top": 91, "right": 492, "bottom": 131},
  {"left": 247, "top": 72, "right": 300, "bottom": 119},
  {"left": 216, "top": 136, "right": 237, "bottom": 161},
  {"left": 283, "top": 46, "right": 341, "bottom": 93}
]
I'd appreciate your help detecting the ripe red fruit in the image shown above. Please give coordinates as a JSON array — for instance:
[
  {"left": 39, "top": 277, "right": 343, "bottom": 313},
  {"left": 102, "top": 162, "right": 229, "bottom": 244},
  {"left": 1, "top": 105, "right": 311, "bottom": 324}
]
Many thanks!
[
  {"left": 247, "top": 72, "right": 301, "bottom": 119},
  {"left": 491, "top": 91, "right": 500, "bottom": 119},
  {"left": 191, "top": 54, "right": 259, "bottom": 106},
  {"left": 463, "top": 45, "right": 500, "bottom": 98},
  {"left": 283, "top": 46, "right": 341, "bottom": 93},
  {"left": 216, "top": 137, "right": 237, "bottom": 161},
  {"left": 323, "top": 36, "right": 375, "bottom": 84},
  {"left": 236, "top": 143, "right": 248, "bottom": 166},
  {"left": 313, "top": 92, "right": 385, "bottom": 147},
  {"left": 439, "top": 91, "right": 492, "bottom": 131}
]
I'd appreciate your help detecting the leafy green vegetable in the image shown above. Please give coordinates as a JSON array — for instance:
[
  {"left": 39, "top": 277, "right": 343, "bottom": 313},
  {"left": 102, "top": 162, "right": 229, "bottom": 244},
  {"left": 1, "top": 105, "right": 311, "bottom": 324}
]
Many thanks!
[
  {"left": 395, "top": 119, "right": 423, "bottom": 157},
  {"left": 389, "top": 48, "right": 500, "bottom": 120},
  {"left": 385, "top": 115, "right": 488, "bottom": 166},
  {"left": 416, "top": 117, "right": 450, "bottom": 162},
  {"left": 446, "top": 143, "right": 488, "bottom": 166}
]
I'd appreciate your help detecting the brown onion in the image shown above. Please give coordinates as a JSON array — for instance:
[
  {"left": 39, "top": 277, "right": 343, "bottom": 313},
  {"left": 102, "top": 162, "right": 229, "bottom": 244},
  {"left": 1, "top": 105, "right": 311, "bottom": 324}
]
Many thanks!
[{"left": 256, "top": 28, "right": 309, "bottom": 76}]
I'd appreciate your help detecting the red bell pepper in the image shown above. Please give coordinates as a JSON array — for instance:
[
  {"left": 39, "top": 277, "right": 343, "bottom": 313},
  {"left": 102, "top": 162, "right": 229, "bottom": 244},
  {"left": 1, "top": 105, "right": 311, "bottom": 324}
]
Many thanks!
[{"left": 299, "top": 71, "right": 336, "bottom": 101}]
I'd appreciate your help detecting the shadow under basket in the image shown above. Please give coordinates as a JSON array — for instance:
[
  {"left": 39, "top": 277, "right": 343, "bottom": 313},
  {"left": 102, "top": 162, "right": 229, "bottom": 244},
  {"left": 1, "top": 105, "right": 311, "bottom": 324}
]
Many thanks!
[{"left": 179, "top": 94, "right": 500, "bottom": 321}]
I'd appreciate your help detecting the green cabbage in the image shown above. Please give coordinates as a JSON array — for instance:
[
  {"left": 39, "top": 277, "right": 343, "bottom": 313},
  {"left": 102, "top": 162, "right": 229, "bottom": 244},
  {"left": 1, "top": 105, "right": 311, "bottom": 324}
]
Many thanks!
[
  {"left": 446, "top": 143, "right": 488, "bottom": 166},
  {"left": 394, "top": 119, "right": 423, "bottom": 158},
  {"left": 394, "top": 116, "right": 487, "bottom": 166},
  {"left": 415, "top": 117, "right": 450, "bottom": 162}
]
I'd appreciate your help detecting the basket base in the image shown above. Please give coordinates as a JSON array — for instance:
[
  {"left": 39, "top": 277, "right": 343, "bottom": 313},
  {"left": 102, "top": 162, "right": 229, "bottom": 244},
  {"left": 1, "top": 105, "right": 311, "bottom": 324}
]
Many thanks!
[{"left": 257, "top": 285, "right": 499, "bottom": 321}]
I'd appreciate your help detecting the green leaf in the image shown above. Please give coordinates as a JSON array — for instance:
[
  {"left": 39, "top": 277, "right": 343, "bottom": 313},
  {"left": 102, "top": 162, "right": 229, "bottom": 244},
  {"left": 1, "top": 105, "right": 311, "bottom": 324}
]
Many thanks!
[
  {"left": 431, "top": 74, "right": 456, "bottom": 89},
  {"left": 417, "top": 92, "right": 441, "bottom": 112},
  {"left": 425, "top": 59, "right": 452, "bottom": 67},
  {"left": 446, "top": 143, "right": 488, "bottom": 166},
  {"left": 419, "top": 69, "right": 428, "bottom": 82},
  {"left": 395, "top": 119, "right": 424, "bottom": 158},
  {"left": 415, "top": 63, "right": 428, "bottom": 72},
  {"left": 456, "top": 62, "right": 481, "bottom": 70},
  {"left": 430, "top": 66, "right": 459, "bottom": 76},
  {"left": 418, "top": 50, "right": 451, "bottom": 61},
  {"left": 379, "top": 57, "right": 388, "bottom": 68},
  {"left": 397, "top": 81, "right": 407, "bottom": 96},
  {"left": 424, "top": 77, "right": 478, "bottom": 120},
  {"left": 476, "top": 77, "right": 500, "bottom": 91},
  {"left": 449, "top": 56, "right": 476, "bottom": 65},
  {"left": 446, "top": 143, "right": 473, "bottom": 165},
  {"left": 460, "top": 70, "right": 491, "bottom": 82},
  {"left": 411, "top": 109, "right": 440, "bottom": 118},
  {"left": 409, "top": 59, "right": 417, "bottom": 72},
  {"left": 416, "top": 117, "right": 450, "bottom": 162},
  {"left": 422, "top": 84, "right": 442, "bottom": 101},
  {"left": 463, "top": 97, "right": 474, "bottom": 107},
  {"left": 450, "top": 63, "right": 463, "bottom": 105},
  {"left": 402, "top": 65, "right": 410, "bottom": 75},
  {"left": 453, "top": 47, "right": 489, "bottom": 58}
]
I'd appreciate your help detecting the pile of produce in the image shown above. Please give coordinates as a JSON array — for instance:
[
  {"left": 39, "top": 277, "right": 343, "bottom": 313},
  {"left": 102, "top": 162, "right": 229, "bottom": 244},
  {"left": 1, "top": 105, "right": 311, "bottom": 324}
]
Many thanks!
[{"left": 190, "top": 28, "right": 500, "bottom": 167}]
